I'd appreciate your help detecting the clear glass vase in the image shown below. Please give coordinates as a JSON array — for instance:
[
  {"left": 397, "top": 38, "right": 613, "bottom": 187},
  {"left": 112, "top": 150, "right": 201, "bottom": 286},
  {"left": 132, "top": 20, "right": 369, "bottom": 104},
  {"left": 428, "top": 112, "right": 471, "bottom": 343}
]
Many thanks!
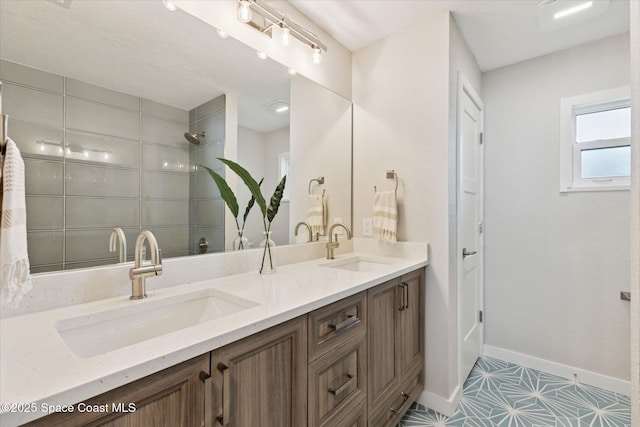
[
  {"left": 233, "top": 229, "right": 249, "bottom": 251},
  {"left": 259, "top": 230, "right": 276, "bottom": 273}
]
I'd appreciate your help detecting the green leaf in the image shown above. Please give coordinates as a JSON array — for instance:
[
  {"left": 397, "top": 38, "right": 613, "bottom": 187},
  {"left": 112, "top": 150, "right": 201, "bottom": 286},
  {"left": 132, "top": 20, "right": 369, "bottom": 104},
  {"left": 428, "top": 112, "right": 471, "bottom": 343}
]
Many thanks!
[
  {"left": 219, "top": 158, "right": 266, "bottom": 218},
  {"left": 267, "top": 175, "right": 287, "bottom": 223},
  {"left": 199, "top": 165, "right": 239, "bottom": 218},
  {"left": 242, "top": 178, "right": 264, "bottom": 225}
]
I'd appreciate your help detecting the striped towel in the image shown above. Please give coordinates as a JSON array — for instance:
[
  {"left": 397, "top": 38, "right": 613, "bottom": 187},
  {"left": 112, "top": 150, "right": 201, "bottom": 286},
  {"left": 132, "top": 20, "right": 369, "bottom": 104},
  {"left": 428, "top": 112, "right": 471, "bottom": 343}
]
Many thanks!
[
  {"left": 1, "top": 138, "right": 32, "bottom": 307},
  {"left": 373, "top": 190, "right": 397, "bottom": 243},
  {"left": 306, "top": 194, "right": 326, "bottom": 236}
]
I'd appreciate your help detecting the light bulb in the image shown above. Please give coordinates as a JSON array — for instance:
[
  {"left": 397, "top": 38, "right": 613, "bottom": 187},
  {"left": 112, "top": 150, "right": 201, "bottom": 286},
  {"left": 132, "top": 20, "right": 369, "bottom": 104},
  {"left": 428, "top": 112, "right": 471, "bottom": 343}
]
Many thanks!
[
  {"left": 237, "top": 0, "right": 252, "bottom": 23},
  {"left": 281, "top": 26, "right": 290, "bottom": 47},
  {"left": 256, "top": 50, "right": 267, "bottom": 60},
  {"left": 311, "top": 46, "right": 322, "bottom": 64},
  {"left": 162, "top": 0, "right": 177, "bottom": 11},
  {"left": 217, "top": 29, "right": 228, "bottom": 39}
]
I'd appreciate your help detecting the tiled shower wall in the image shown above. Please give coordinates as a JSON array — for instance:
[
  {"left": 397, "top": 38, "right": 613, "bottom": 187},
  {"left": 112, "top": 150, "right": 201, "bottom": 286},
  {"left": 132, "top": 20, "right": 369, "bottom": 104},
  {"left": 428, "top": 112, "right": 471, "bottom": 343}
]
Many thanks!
[{"left": 1, "top": 59, "right": 224, "bottom": 272}]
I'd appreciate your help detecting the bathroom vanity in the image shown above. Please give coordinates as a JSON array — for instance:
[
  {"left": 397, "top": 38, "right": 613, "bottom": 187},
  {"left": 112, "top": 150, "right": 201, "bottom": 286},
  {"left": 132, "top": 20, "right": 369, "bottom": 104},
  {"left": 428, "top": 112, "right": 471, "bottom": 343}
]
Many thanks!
[{"left": 1, "top": 242, "right": 428, "bottom": 427}]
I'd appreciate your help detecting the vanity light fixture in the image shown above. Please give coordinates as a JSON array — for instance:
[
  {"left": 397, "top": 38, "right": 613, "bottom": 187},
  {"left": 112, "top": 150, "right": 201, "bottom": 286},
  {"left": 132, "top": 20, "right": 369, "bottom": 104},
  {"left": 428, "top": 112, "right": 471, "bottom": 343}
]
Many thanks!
[
  {"left": 236, "top": 0, "right": 327, "bottom": 64},
  {"left": 217, "top": 29, "right": 229, "bottom": 39},
  {"left": 162, "top": 0, "right": 177, "bottom": 12}
]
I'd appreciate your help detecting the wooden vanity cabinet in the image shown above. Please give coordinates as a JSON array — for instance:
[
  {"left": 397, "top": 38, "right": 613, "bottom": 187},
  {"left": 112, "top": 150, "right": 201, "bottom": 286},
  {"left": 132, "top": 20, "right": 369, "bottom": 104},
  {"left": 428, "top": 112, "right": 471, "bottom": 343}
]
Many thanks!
[
  {"left": 208, "top": 316, "right": 307, "bottom": 427},
  {"left": 23, "top": 354, "right": 209, "bottom": 427},
  {"left": 367, "top": 269, "right": 424, "bottom": 427}
]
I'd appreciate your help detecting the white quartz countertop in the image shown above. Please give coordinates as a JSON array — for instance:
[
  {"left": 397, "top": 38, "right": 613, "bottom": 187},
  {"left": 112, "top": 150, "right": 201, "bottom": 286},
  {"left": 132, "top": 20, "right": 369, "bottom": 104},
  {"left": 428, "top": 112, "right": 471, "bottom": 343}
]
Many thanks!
[{"left": 0, "top": 248, "right": 428, "bottom": 426}]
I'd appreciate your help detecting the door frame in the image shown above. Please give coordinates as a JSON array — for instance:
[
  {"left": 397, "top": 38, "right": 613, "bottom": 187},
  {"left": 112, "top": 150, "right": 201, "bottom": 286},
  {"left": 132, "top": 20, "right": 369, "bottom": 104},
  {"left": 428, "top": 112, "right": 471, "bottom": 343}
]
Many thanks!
[{"left": 456, "top": 72, "right": 485, "bottom": 386}]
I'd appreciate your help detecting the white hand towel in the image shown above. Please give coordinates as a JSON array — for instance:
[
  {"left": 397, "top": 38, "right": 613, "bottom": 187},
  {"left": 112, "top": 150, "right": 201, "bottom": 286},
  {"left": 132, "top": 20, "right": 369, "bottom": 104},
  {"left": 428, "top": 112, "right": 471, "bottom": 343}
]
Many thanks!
[
  {"left": 1, "top": 138, "right": 32, "bottom": 307},
  {"left": 373, "top": 190, "right": 397, "bottom": 243},
  {"left": 307, "top": 194, "right": 326, "bottom": 236}
]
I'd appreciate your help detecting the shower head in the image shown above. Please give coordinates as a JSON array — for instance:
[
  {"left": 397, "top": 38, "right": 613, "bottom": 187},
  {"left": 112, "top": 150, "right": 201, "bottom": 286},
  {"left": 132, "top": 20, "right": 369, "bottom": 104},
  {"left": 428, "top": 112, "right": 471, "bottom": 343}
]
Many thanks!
[{"left": 184, "top": 131, "right": 205, "bottom": 145}]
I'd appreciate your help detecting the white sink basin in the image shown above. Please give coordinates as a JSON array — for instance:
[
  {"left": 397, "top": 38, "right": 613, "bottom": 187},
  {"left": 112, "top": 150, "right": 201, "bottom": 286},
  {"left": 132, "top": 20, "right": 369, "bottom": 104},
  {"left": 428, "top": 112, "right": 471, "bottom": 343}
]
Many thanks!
[
  {"left": 322, "top": 256, "right": 392, "bottom": 272},
  {"left": 55, "top": 289, "right": 259, "bottom": 358}
]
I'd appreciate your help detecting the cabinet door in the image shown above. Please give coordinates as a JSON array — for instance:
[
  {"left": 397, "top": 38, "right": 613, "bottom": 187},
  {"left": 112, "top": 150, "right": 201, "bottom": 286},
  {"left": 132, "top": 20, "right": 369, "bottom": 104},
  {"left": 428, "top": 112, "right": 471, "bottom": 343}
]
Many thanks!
[
  {"left": 210, "top": 316, "right": 307, "bottom": 427},
  {"left": 24, "top": 354, "right": 209, "bottom": 427},
  {"left": 398, "top": 269, "right": 424, "bottom": 380},
  {"left": 367, "top": 278, "right": 401, "bottom": 410}
]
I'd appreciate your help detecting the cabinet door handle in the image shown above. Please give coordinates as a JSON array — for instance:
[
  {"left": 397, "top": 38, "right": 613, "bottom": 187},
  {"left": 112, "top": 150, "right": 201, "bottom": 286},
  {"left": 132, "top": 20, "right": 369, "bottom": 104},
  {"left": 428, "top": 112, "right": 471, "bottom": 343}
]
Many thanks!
[
  {"left": 200, "top": 371, "right": 212, "bottom": 427},
  {"left": 328, "top": 314, "right": 359, "bottom": 332},
  {"left": 402, "top": 282, "right": 409, "bottom": 310},
  {"left": 216, "top": 363, "right": 230, "bottom": 426},
  {"left": 328, "top": 374, "right": 354, "bottom": 397},
  {"left": 462, "top": 248, "right": 477, "bottom": 259},
  {"left": 389, "top": 392, "right": 410, "bottom": 414},
  {"left": 397, "top": 284, "right": 405, "bottom": 311}
]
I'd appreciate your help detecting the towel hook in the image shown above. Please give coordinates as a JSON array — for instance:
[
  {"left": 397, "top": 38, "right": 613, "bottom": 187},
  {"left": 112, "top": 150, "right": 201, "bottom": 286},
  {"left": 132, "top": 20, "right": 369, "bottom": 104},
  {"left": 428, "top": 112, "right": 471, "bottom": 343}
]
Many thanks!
[
  {"left": 374, "top": 170, "right": 398, "bottom": 193},
  {"left": 308, "top": 176, "right": 325, "bottom": 196}
]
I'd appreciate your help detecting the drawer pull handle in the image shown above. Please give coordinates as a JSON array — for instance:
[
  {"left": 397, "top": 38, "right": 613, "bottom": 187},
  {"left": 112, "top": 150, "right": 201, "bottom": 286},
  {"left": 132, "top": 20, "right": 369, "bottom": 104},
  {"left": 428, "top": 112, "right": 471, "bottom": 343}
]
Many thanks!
[
  {"left": 389, "top": 392, "right": 410, "bottom": 414},
  {"left": 216, "top": 363, "right": 230, "bottom": 425},
  {"left": 328, "top": 374, "right": 355, "bottom": 396},
  {"left": 200, "top": 371, "right": 213, "bottom": 426},
  {"left": 329, "top": 315, "right": 359, "bottom": 332},
  {"left": 398, "top": 283, "right": 409, "bottom": 311}
]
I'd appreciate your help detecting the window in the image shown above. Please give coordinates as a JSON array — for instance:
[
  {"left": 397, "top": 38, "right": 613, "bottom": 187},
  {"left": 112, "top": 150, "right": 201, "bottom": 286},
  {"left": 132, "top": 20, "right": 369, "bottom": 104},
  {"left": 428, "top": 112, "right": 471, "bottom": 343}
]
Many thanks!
[{"left": 560, "top": 87, "right": 631, "bottom": 192}]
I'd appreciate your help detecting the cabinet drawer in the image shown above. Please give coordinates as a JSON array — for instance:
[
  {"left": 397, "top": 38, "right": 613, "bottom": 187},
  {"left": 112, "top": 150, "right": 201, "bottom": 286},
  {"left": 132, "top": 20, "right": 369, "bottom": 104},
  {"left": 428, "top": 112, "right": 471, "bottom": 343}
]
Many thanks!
[
  {"left": 308, "top": 332, "right": 367, "bottom": 427},
  {"left": 334, "top": 399, "right": 367, "bottom": 427},
  {"left": 308, "top": 291, "right": 366, "bottom": 361},
  {"left": 368, "top": 371, "right": 422, "bottom": 427}
]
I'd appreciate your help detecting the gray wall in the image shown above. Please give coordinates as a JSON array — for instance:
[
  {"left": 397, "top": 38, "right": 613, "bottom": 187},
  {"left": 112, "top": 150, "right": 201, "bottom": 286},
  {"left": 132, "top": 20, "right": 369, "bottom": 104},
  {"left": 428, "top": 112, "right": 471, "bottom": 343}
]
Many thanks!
[{"left": 1, "top": 59, "right": 206, "bottom": 271}]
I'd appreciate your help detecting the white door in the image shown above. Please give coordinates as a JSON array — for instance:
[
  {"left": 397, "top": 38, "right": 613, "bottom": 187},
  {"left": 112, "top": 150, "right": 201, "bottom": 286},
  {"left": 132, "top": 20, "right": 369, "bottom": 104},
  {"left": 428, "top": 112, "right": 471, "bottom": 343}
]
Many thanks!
[{"left": 458, "top": 75, "right": 484, "bottom": 384}]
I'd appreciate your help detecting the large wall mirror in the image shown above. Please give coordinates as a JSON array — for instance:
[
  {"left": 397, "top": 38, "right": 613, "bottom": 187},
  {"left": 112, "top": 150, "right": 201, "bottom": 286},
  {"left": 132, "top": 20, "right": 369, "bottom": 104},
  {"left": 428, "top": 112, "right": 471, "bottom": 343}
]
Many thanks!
[{"left": 0, "top": 0, "right": 352, "bottom": 273}]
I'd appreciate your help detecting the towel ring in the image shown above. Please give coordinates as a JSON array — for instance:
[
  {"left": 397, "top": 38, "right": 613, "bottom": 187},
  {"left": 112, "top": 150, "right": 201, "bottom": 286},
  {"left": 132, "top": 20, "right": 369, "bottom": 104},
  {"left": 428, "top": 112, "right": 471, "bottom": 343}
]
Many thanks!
[
  {"left": 308, "top": 176, "right": 325, "bottom": 196},
  {"left": 374, "top": 170, "right": 398, "bottom": 193}
]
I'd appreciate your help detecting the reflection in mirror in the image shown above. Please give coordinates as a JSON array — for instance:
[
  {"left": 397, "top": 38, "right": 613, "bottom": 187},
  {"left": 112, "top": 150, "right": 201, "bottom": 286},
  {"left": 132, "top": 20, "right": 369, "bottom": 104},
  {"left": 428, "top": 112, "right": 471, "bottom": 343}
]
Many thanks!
[{"left": 0, "top": 0, "right": 351, "bottom": 273}]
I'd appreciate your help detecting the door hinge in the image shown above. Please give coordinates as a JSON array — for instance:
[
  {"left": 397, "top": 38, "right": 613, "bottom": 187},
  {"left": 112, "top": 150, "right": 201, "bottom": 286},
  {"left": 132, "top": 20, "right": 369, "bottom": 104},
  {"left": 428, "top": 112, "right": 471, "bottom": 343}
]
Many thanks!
[
  {"left": 479, "top": 311, "right": 483, "bottom": 323},
  {"left": 479, "top": 132, "right": 484, "bottom": 145},
  {"left": 478, "top": 221, "right": 484, "bottom": 234}
]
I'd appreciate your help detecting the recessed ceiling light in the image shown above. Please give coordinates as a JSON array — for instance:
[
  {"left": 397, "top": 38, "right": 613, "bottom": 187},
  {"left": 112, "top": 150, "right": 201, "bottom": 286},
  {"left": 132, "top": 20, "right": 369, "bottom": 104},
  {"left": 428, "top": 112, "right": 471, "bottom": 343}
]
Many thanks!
[
  {"left": 217, "top": 29, "right": 229, "bottom": 39},
  {"left": 288, "top": 68, "right": 297, "bottom": 76},
  {"left": 264, "top": 100, "right": 290, "bottom": 115},
  {"left": 256, "top": 51, "right": 267, "bottom": 60},
  {"left": 554, "top": 1, "right": 593, "bottom": 19}
]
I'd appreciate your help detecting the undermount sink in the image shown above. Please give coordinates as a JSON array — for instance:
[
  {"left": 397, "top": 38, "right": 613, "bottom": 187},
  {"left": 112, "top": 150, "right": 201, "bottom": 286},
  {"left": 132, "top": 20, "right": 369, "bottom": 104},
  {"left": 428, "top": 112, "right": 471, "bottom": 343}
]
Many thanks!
[
  {"left": 322, "top": 256, "right": 392, "bottom": 272},
  {"left": 55, "top": 289, "right": 259, "bottom": 358}
]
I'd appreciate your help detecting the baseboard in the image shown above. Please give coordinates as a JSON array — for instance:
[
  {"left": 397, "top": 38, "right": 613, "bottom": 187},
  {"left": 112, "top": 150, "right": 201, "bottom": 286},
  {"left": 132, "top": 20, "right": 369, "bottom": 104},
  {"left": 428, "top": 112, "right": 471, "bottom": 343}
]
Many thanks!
[
  {"left": 483, "top": 344, "right": 631, "bottom": 396},
  {"left": 415, "top": 384, "right": 462, "bottom": 417}
]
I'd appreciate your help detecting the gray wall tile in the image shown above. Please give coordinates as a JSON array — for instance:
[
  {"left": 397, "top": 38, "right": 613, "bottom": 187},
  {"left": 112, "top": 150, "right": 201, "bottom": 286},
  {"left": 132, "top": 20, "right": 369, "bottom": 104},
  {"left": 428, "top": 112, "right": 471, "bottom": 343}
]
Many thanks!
[
  {"left": 26, "top": 196, "right": 63, "bottom": 230},
  {"left": 142, "top": 115, "right": 189, "bottom": 147},
  {"left": 24, "top": 159, "right": 64, "bottom": 195},
  {"left": 65, "top": 228, "right": 139, "bottom": 263},
  {"left": 142, "top": 200, "right": 189, "bottom": 226},
  {"left": 146, "top": 226, "right": 190, "bottom": 254},
  {"left": 66, "top": 78, "right": 139, "bottom": 111},
  {"left": 31, "top": 264, "right": 64, "bottom": 274},
  {"left": 141, "top": 171, "right": 189, "bottom": 200},
  {"left": 3, "top": 83, "right": 63, "bottom": 127},
  {"left": 196, "top": 95, "right": 225, "bottom": 121},
  {"left": 141, "top": 142, "right": 190, "bottom": 173},
  {"left": 8, "top": 120, "right": 64, "bottom": 160},
  {"left": 66, "top": 164, "right": 139, "bottom": 198},
  {"left": 142, "top": 99, "right": 189, "bottom": 124},
  {"left": 194, "top": 170, "right": 222, "bottom": 199},
  {"left": 66, "top": 97, "right": 139, "bottom": 140},
  {"left": 0, "top": 59, "right": 63, "bottom": 93},
  {"left": 194, "top": 227, "right": 225, "bottom": 253},
  {"left": 65, "top": 131, "right": 140, "bottom": 169},
  {"left": 27, "top": 231, "right": 63, "bottom": 266},
  {"left": 195, "top": 199, "right": 225, "bottom": 228},
  {"left": 191, "top": 141, "right": 224, "bottom": 169},
  {"left": 66, "top": 198, "right": 139, "bottom": 228},
  {"left": 194, "top": 112, "right": 225, "bottom": 142}
]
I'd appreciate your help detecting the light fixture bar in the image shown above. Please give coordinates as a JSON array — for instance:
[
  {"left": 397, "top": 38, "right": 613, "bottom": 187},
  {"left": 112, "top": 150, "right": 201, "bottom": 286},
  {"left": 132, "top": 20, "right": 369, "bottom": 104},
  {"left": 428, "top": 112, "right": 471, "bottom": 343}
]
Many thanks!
[
  {"left": 239, "top": 0, "right": 327, "bottom": 52},
  {"left": 553, "top": 1, "right": 593, "bottom": 19}
]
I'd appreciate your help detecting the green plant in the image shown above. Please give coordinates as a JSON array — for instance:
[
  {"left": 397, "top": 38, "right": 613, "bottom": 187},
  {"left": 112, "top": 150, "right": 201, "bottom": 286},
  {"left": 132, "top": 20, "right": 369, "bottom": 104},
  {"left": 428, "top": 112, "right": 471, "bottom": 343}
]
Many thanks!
[
  {"left": 199, "top": 164, "right": 262, "bottom": 250},
  {"left": 219, "top": 158, "right": 287, "bottom": 273}
]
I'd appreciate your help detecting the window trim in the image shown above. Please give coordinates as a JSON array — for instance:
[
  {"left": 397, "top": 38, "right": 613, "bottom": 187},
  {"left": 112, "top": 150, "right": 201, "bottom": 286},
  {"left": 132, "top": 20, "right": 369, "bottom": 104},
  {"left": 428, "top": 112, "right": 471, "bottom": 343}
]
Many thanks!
[{"left": 560, "top": 86, "right": 631, "bottom": 192}]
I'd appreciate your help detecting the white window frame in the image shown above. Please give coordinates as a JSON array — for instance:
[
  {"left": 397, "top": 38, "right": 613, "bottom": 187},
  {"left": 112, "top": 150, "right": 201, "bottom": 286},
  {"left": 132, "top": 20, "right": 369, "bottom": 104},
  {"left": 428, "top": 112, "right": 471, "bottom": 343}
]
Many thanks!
[{"left": 560, "top": 86, "right": 631, "bottom": 192}]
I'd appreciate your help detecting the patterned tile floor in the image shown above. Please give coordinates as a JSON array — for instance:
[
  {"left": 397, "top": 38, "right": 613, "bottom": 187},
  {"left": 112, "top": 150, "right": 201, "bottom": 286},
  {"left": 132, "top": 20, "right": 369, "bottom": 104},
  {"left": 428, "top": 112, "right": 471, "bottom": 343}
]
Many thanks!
[{"left": 399, "top": 357, "right": 631, "bottom": 427}]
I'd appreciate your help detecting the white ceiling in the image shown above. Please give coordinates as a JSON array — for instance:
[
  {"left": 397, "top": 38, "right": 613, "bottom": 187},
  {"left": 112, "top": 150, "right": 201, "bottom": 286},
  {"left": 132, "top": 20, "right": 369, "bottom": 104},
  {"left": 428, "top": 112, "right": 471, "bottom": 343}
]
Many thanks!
[{"left": 288, "top": 0, "right": 631, "bottom": 71}]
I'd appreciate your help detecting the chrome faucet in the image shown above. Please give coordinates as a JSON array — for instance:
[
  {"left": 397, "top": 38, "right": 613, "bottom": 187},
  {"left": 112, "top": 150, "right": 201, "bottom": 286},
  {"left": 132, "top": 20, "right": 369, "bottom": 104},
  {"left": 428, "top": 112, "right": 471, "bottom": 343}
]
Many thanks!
[
  {"left": 129, "top": 231, "right": 163, "bottom": 300},
  {"left": 326, "top": 223, "right": 352, "bottom": 259},
  {"left": 109, "top": 227, "right": 127, "bottom": 263},
  {"left": 294, "top": 221, "right": 313, "bottom": 242}
]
